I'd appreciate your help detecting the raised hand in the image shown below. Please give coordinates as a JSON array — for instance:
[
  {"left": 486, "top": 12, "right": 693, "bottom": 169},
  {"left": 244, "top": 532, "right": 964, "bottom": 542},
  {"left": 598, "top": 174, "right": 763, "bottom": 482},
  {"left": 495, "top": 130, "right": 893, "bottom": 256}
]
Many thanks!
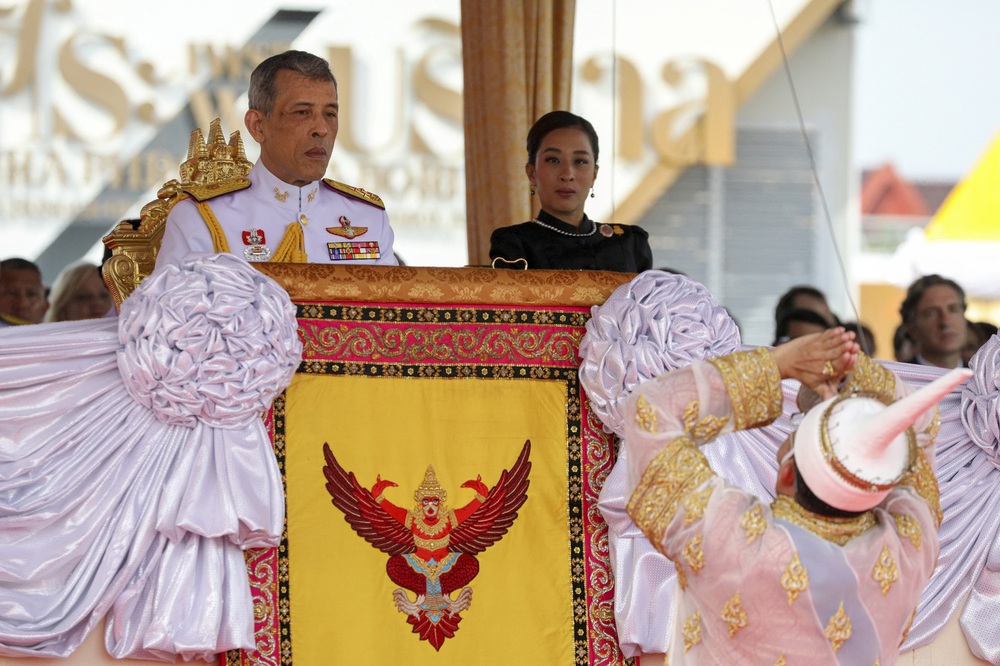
[
  {"left": 772, "top": 327, "right": 860, "bottom": 400},
  {"left": 461, "top": 475, "right": 489, "bottom": 497},
  {"left": 371, "top": 475, "right": 398, "bottom": 498}
]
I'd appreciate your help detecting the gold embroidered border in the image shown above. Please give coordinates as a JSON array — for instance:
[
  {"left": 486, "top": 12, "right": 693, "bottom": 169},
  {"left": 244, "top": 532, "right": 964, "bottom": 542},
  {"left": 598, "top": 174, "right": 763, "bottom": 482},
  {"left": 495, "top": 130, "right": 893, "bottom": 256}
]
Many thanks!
[
  {"left": 707, "top": 347, "right": 783, "bottom": 431},
  {"left": 627, "top": 438, "right": 714, "bottom": 546},
  {"left": 771, "top": 495, "right": 876, "bottom": 546},
  {"left": 898, "top": 449, "right": 942, "bottom": 527},
  {"left": 842, "top": 353, "right": 895, "bottom": 403},
  {"left": 255, "top": 263, "right": 632, "bottom": 307}
]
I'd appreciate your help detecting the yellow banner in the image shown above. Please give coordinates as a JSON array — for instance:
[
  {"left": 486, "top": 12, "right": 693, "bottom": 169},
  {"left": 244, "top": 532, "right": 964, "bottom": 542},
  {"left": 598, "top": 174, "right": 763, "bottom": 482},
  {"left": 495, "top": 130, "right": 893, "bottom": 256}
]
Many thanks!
[{"left": 285, "top": 374, "right": 574, "bottom": 664}]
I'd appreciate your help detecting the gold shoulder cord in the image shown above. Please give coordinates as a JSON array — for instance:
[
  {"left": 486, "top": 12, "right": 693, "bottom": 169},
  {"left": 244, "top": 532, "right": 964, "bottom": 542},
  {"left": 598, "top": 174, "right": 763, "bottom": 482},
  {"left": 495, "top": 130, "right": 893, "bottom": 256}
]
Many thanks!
[
  {"left": 707, "top": 347, "right": 783, "bottom": 431},
  {"left": 271, "top": 222, "right": 307, "bottom": 263},
  {"left": 195, "top": 201, "right": 231, "bottom": 253}
]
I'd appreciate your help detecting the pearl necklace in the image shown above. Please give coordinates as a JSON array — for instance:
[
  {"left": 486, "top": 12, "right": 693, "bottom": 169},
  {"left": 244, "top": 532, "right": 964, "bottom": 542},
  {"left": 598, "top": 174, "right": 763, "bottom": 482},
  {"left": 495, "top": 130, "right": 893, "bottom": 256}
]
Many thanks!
[{"left": 531, "top": 217, "right": 596, "bottom": 237}]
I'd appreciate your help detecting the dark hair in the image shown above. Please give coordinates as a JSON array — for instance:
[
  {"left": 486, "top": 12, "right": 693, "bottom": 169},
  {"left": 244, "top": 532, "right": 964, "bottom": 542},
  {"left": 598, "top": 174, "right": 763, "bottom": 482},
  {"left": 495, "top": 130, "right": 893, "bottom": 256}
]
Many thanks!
[
  {"left": 975, "top": 320, "right": 998, "bottom": 339},
  {"left": 899, "top": 274, "right": 966, "bottom": 325},
  {"left": 526, "top": 111, "right": 599, "bottom": 165},
  {"left": 793, "top": 463, "right": 864, "bottom": 519},
  {"left": 773, "top": 307, "right": 830, "bottom": 345},
  {"left": 775, "top": 285, "right": 830, "bottom": 323},
  {"left": 843, "top": 321, "right": 876, "bottom": 357},
  {"left": 892, "top": 323, "right": 912, "bottom": 359},
  {"left": 248, "top": 50, "right": 336, "bottom": 115},
  {"left": 0, "top": 257, "right": 42, "bottom": 277}
]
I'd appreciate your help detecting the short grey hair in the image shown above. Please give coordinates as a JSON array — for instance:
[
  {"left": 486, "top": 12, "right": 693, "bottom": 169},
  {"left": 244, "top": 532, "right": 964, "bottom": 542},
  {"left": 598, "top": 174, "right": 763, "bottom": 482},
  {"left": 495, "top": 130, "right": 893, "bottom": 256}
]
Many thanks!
[{"left": 248, "top": 50, "right": 337, "bottom": 115}]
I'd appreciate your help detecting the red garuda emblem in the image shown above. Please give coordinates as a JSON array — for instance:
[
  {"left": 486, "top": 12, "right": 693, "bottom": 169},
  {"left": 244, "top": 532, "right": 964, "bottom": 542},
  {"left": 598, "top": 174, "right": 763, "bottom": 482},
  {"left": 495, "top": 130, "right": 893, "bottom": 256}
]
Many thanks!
[{"left": 322, "top": 440, "right": 531, "bottom": 650}]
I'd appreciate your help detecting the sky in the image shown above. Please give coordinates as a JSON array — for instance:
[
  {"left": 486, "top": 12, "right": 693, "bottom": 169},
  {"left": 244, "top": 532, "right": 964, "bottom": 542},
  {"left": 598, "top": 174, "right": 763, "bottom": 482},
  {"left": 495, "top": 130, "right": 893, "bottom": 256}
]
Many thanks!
[{"left": 853, "top": 0, "right": 1000, "bottom": 181}]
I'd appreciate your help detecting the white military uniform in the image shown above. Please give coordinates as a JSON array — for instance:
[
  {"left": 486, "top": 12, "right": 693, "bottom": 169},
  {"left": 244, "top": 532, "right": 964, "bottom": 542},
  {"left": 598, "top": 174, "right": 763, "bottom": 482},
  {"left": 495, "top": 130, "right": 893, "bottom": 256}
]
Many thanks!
[{"left": 155, "top": 161, "right": 397, "bottom": 269}]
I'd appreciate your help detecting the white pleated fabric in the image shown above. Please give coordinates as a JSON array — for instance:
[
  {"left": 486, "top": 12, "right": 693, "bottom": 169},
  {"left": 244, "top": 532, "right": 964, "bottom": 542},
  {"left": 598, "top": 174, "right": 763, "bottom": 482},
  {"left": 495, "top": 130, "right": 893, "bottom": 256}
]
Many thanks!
[
  {"left": 582, "top": 270, "right": 1000, "bottom": 663},
  {"left": 0, "top": 253, "right": 301, "bottom": 661}
]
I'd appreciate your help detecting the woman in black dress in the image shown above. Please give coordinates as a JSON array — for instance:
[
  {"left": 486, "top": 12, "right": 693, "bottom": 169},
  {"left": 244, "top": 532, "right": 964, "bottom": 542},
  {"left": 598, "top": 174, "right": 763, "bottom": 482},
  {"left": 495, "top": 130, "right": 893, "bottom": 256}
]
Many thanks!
[{"left": 489, "top": 110, "right": 652, "bottom": 273}]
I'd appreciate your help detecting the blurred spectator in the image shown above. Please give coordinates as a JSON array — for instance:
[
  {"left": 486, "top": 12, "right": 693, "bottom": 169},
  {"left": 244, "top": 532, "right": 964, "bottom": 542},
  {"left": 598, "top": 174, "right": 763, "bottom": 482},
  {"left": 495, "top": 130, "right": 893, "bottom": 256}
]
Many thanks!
[
  {"left": 843, "top": 321, "right": 876, "bottom": 357},
  {"left": 45, "top": 262, "right": 114, "bottom": 323},
  {"left": 962, "top": 319, "right": 999, "bottom": 366},
  {"left": 775, "top": 285, "right": 838, "bottom": 327},
  {"left": 899, "top": 274, "right": 967, "bottom": 368},
  {"left": 893, "top": 323, "right": 915, "bottom": 363},
  {"left": 773, "top": 307, "right": 830, "bottom": 345},
  {"left": 0, "top": 258, "right": 48, "bottom": 324}
]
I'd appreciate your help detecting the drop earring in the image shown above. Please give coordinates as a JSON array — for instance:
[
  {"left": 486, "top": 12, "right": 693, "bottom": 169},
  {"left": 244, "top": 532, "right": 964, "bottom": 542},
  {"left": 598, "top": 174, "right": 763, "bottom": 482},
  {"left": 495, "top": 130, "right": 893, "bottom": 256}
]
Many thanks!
[
  {"left": 530, "top": 186, "right": 536, "bottom": 196},
  {"left": 590, "top": 189, "right": 595, "bottom": 198}
]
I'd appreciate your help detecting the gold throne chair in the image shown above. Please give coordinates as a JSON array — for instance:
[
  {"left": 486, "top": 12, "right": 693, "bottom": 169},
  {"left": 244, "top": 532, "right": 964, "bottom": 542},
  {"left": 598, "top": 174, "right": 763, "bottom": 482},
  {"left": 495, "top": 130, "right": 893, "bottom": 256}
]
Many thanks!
[{"left": 101, "top": 119, "right": 252, "bottom": 309}]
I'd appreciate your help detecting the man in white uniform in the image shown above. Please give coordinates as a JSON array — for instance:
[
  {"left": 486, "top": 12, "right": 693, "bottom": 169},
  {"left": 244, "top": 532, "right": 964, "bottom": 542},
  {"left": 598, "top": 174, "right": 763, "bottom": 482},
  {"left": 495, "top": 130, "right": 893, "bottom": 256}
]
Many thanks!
[
  {"left": 155, "top": 50, "right": 397, "bottom": 268},
  {"left": 623, "top": 328, "right": 969, "bottom": 664}
]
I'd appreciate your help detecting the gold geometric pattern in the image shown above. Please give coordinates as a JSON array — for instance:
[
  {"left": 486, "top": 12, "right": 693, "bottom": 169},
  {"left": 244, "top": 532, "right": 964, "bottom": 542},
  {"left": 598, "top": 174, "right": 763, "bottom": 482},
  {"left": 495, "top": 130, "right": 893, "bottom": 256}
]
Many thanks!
[
  {"left": 682, "top": 534, "right": 705, "bottom": 575},
  {"left": 740, "top": 504, "right": 767, "bottom": 544},
  {"left": 780, "top": 552, "right": 809, "bottom": 605},
  {"left": 721, "top": 592, "right": 748, "bottom": 637},
  {"left": 872, "top": 544, "right": 900, "bottom": 596},
  {"left": 707, "top": 347, "right": 783, "bottom": 431},
  {"left": 682, "top": 399, "right": 730, "bottom": 441},
  {"left": 682, "top": 484, "right": 714, "bottom": 525},
  {"left": 774, "top": 655, "right": 787, "bottom": 666},
  {"left": 825, "top": 602, "right": 853, "bottom": 653},
  {"left": 893, "top": 513, "right": 922, "bottom": 551},
  {"left": 635, "top": 394, "right": 658, "bottom": 434},
  {"left": 627, "top": 438, "right": 714, "bottom": 546},
  {"left": 682, "top": 610, "right": 702, "bottom": 653},
  {"left": 898, "top": 449, "right": 942, "bottom": 527},
  {"left": 771, "top": 495, "right": 876, "bottom": 546}
]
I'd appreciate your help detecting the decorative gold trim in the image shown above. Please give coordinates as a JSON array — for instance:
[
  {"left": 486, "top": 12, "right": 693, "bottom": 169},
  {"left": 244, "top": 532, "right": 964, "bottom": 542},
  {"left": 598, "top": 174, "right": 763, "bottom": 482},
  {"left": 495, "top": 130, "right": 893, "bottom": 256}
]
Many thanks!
[
  {"left": 780, "top": 552, "right": 809, "bottom": 605},
  {"left": 627, "top": 439, "right": 714, "bottom": 545},
  {"left": 893, "top": 513, "right": 922, "bottom": 551},
  {"left": 682, "top": 534, "right": 705, "bottom": 575},
  {"left": 682, "top": 484, "right": 714, "bottom": 526},
  {"left": 721, "top": 592, "right": 748, "bottom": 637},
  {"left": 772, "top": 495, "right": 876, "bottom": 545},
  {"left": 635, "top": 394, "right": 659, "bottom": 433},
  {"left": 872, "top": 544, "right": 900, "bottom": 596},
  {"left": 898, "top": 449, "right": 942, "bottom": 527},
  {"left": 824, "top": 602, "right": 853, "bottom": 653},
  {"left": 682, "top": 610, "right": 702, "bottom": 653},
  {"left": 682, "top": 399, "right": 729, "bottom": 441},
  {"left": 707, "top": 347, "right": 783, "bottom": 431},
  {"left": 323, "top": 178, "right": 386, "bottom": 209},
  {"left": 674, "top": 560, "right": 689, "bottom": 591},
  {"left": 842, "top": 353, "right": 896, "bottom": 403},
  {"left": 101, "top": 118, "right": 252, "bottom": 308},
  {"left": 740, "top": 504, "right": 766, "bottom": 544}
]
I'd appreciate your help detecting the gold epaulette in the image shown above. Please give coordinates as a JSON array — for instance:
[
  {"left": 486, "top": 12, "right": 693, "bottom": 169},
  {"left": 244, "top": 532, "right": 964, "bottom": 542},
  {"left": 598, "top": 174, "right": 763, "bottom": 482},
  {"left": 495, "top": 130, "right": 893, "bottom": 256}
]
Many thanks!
[
  {"left": 323, "top": 179, "right": 385, "bottom": 209},
  {"left": 181, "top": 177, "right": 251, "bottom": 203}
]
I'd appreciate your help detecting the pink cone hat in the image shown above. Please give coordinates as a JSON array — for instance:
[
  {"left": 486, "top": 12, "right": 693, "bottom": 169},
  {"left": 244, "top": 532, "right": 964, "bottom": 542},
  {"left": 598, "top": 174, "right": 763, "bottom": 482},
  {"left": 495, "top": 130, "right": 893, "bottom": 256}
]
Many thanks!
[{"left": 794, "top": 367, "right": 972, "bottom": 512}]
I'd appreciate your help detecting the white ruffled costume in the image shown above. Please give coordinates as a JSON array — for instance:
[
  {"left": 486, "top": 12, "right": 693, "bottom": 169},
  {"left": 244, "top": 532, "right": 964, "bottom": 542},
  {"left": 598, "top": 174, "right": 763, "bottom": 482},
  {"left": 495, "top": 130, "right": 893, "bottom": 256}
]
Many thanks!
[{"left": 0, "top": 254, "right": 301, "bottom": 660}]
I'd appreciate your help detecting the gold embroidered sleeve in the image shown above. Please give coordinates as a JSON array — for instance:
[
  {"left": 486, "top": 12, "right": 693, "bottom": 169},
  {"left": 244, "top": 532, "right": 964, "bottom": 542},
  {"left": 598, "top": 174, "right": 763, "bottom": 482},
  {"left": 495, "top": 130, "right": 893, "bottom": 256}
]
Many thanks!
[
  {"left": 842, "top": 353, "right": 895, "bottom": 403},
  {"left": 707, "top": 347, "right": 783, "bottom": 431},
  {"left": 627, "top": 436, "right": 714, "bottom": 546},
  {"left": 897, "top": 449, "right": 942, "bottom": 527}
]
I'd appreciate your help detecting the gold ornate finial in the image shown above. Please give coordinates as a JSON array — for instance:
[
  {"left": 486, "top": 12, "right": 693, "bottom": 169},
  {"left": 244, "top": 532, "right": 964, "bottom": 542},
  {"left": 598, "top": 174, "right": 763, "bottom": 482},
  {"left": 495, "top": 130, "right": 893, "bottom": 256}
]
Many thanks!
[
  {"left": 413, "top": 465, "right": 447, "bottom": 503},
  {"left": 102, "top": 118, "right": 254, "bottom": 309}
]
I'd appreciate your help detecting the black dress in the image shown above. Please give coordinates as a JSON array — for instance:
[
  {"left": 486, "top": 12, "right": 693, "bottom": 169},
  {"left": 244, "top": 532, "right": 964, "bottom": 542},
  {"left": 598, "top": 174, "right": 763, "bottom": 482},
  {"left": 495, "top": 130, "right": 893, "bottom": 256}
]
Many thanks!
[{"left": 489, "top": 210, "right": 652, "bottom": 273}]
